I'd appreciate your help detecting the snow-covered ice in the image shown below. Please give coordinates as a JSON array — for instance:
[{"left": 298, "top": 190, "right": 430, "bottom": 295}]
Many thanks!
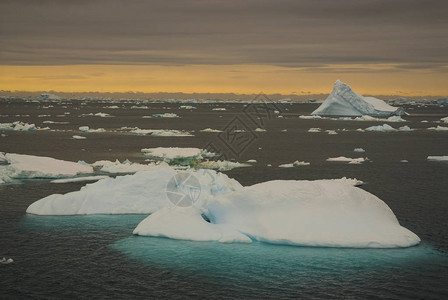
[
  {"left": 72, "top": 135, "right": 87, "bottom": 140},
  {"left": 133, "top": 207, "right": 252, "bottom": 243},
  {"left": 141, "top": 147, "right": 214, "bottom": 165},
  {"left": 428, "top": 125, "right": 448, "bottom": 131},
  {"left": 312, "top": 80, "right": 404, "bottom": 117},
  {"left": 279, "top": 161, "right": 310, "bottom": 168},
  {"left": 0, "top": 121, "right": 42, "bottom": 131},
  {"left": 365, "top": 124, "right": 396, "bottom": 132},
  {"left": 79, "top": 126, "right": 106, "bottom": 133},
  {"left": 354, "top": 148, "right": 365, "bottom": 153},
  {"left": 51, "top": 175, "right": 110, "bottom": 183},
  {"left": 427, "top": 156, "right": 448, "bottom": 161},
  {"left": 308, "top": 128, "right": 321, "bottom": 133},
  {"left": 200, "top": 128, "right": 223, "bottom": 133},
  {"left": 129, "top": 128, "right": 193, "bottom": 137},
  {"left": 26, "top": 165, "right": 419, "bottom": 248},
  {"left": 0, "top": 153, "right": 93, "bottom": 183},
  {"left": 152, "top": 113, "right": 179, "bottom": 118},
  {"left": 326, "top": 156, "right": 366, "bottom": 164}
]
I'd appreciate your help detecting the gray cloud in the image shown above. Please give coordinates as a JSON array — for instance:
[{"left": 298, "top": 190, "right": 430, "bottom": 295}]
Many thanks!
[{"left": 1, "top": 0, "right": 447, "bottom": 70}]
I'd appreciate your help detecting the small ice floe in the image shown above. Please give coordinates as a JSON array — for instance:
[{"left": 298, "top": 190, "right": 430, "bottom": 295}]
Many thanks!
[
  {"left": 427, "top": 156, "right": 448, "bottom": 162},
  {"left": 354, "top": 148, "right": 365, "bottom": 153},
  {"left": 196, "top": 160, "right": 251, "bottom": 171},
  {"left": 80, "top": 112, "right": 112, "bottom": 117},
  {"left": 428, "top": 126, "right": 448, "bottom": 131},
  {"left": 91, "top": 159, "right": 160, "bottom": 174},
  {"left": 326, "top": 130, "right": 338, "bottom": 135},
  {"left": 365, "top": 124, "right": 396, "bottom": 132},
  {"left": 142, "top": 116, "right": 152, "bottom": 118},
  {"left": 421, "top": 120, "right": 429, "bottom": 123},
  {"left": 327, "top": 177, "right": 364, "bottom": 186},
  {"left": 267, "top": 164, "right": 272, "bottom": 167},
  {"left": 0, "top": 153, "right": 94, "bottom": 184},
  {"left": 105, "top": 105, "right": 119, "bottom": 109},
  {"left": 43, "top": 121, "right": 69, "bottom": 124},
  {"left": 152, "top": 113, "right": 178, "bottom": 118},
  {"left": 246, "top": 159, "right": 257, "bottom": 163},
  {"left": 179, "top": 105, "right": 196, "bottom": 110},
  {"left": 212, "top": 108, "right": 226, "bottom": 111},
  {"left": 130, "top": 128, "right": 193, "bottom": 137},
  {"left": 79, "top": 126, "right": 105, "bottom": 133},
  {"left": 281, "top": 129, "right": 287, "bottom": 132},
  {"left": 0, "top": 121, "right": 41, "bottom": 131},
  {"left": 400, "top": 160, "right": 409, "bottom": 163},
  {"left": 440, "top": 116, "right": 448, "bottom": 123},
  {"left": 326, "top": 156, "right": 366, "bottom": 164},
  {"left": 308, "top": 128, "right": 321, "bottom": 133},
  {"left": 356, "top": 128, "right": 365, "bottom": 132},
  {"left": 278, "top": 161, "right": 310, "bottom": 168},
  {"left": 299, "top": 115, "right": 322, "bottom": 120},
  {"left": 141, "top": 147, "right": 215, "bottom": 165},
  {"left": 0, "top": 257, "right": 13, "bottom": 264},
  {"left": 398, "top": 126, "right": 413, "bottom": 131},
  {"left": 200, "top": 128, "right": 223, "bottom": 133},
  {"left": 51, "top": 176, "right": 109, "bottom": 183},
  {"left": 131, "top": 105, "right": 150, "bottom": 109},
  {"left": 72, "top": 135, "right": 87, "bottom": 140},
  {"left": 38, "top": 115, "right": 51, "bottom": 117},
  {"left": 255, "top": 128, "right": 266, "bottom": 132}
]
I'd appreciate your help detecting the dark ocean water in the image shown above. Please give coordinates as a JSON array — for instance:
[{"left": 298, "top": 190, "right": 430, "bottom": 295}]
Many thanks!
[{"left": 1, "top": 99, "right": 448, "bottom": 299}]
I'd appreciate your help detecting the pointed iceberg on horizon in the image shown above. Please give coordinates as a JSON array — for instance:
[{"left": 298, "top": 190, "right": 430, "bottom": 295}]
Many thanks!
[{"left": 312, "top": 80, "right": 405, "bottom": 117}]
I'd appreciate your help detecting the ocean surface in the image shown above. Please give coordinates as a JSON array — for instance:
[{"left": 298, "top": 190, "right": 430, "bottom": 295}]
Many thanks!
[{"left": 1, "top": 99, "right": 448, "bottom": 299}]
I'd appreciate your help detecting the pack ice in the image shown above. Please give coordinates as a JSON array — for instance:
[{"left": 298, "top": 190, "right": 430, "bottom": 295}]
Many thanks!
[
  {"left": 312, "top": 81, "right": 404, "bottom": 117},
  {"left": 26, "top": 166, "right": 420, "bottom": 248}
]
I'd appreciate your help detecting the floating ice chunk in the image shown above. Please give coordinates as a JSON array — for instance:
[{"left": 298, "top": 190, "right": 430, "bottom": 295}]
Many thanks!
[
  {"left": 80, "top": 112, "right": 112, "bottom": 117},
  {"left": 179, "top": 105, "right": 196, "bottom": 110},
  {"left": 51, "top": 176, "right": 109, "bottom": 183},
  {"left": 299, "top": 115, "right": 322, "bottom": 119},
  {"left": 152, "top": 113, "right": 178, "bottom": 118},
  {"left": 79, "top": 126, "right": 105, "bottom": 133},
  {"left": 133, "top": 207, "right": 251, "bottom": 243},
  {"left": 105, "top": 105, "right": 120, "bottom": 109},
  {"left": 365, "top": 124, "right": 396, "bottom": 132},
  {"left": 246, "top": 159, "right": 257, "bottom": 163},
  {"left": 326, "top": 156, "right": 366, "bottom": 164},
  {"left": 0, "top": 257, "right": 14, "bottom": 264},
  {"left": 308, "top": 128, "right": 321, "bottom": 133},
  {"left": 208, "top": 180, "right": 419, "bottom": 248},
  {"left": 279, "top": 161, "right": 310, "bottom": 168},
  {"left": 131, "top": 105, "right": 150, "bottom": 109},
  {"left": 200, "top": 128, "right": 223, "bottom": 133},
  {"left": 255, "top": 128, "right": 266, "bottom": 132},
  {"left": 427, "top": 156, "right": 448, "bottom": 161},
  {"left": 312, "top": 81, "right": 404, "bottom": 117},
  {"left": 212, "top": 108, "right": 226, "bottom": 111},
  {"left": 72, "top": 135, "right": 86, "bottom": 140},
  {"left": 400, "top": 160, "right": 409, "bottom": 163},
  {"left": 0, "top": 121, "right": 38, "bottom": 131},
  {"left": 421, "top": 120, "right": 429, "bottom": 123},
  {"left": 91, "top": 159, "right": 160, "bottom": 174},
  {"left": 0, "top": 153, "right": 93, "bottom": 181},
  {"left": 130, "top": 128, "right": 193, "bottom": 137},
  {"left": 354, "top": 148, "right": 365, "bottom": 153},
  {"left": 440, "top": 117, "right": 448, "bottom": 123},
  {"left": 281, "top": 129, "right": 287, "bottom": 132},
  {"left": 141, "top": 147, "right": 214, "bottom": 165},
  {"left": 326, "top": 130, "right": 338, "bottom": 135},
  {"left": 43, "top": 121, "right": 69, "bottom": 124},
  {"left": 399, "top": 126, "right": 413, "bottom": 131},
  {"left": 197, "top": 160, "right": 251, "bottom": 171},
  {"left": 428, "top": 125, "right": 448, "bottom": 131}
]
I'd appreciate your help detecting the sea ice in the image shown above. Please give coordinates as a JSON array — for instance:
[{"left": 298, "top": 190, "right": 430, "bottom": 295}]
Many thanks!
[
  {"left": 308, "top": 128, "right": 321, "bottom": 133},
  {"left": 79, "top": 126, "right": 106, "bottom": 133},
  {"left": 365, "top": 124, "right": 396, "bottom": 132},
  {"left": 427, "top": 156, "right": 448, "bottom": 161},
  {"left": 72, "top": 135, "right": 87, "bottom": 140},
  {"left": 51, "top": 175, "right": 109, "bottom": 183},
  {"left": 152, "top": 113, "right": 179, "bottom": 118},
  {"left": 200, "top": 128, "right": 223, "bottom": 133},
  {"left": 428, "top": 126, "right": 448, "bottom": 131},
  {"left": 326, "top": 156, "right": 366, "bottom": 164},
  {"left": 354, "top": 148, "right": 365, "bottom": 153},
  {"left": 279, "top": 161, "right": 310, "bottom": 168}
]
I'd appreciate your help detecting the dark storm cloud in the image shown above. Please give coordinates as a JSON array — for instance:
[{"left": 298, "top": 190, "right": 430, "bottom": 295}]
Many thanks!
[{"left": 1, "top": 0, "right": 447, "bottom": 70}]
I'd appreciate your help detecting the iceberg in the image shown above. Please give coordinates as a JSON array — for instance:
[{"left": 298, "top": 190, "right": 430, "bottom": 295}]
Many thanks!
[
  {"left": 0, "top": 121, "right": 38, "bottom": 131},
  {"left": 312, "top": 81, "right": 404, "bottom": 117},
  {"left": 26, "top": 166, "right": 419, "bottom": 248}
]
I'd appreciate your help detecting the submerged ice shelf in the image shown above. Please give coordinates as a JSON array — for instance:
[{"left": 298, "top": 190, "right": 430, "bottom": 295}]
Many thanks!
[{"left": 26, "top": 165, "right": 420, "bottom": 248}]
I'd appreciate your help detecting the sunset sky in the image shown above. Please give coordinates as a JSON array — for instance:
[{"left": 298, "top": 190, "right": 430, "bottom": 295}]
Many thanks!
[{"left": 1, "top": 0, "right": 447, "bottom": 97}]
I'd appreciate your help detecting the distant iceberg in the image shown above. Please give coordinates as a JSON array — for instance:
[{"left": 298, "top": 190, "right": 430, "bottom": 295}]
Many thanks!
[{"left": 312, "top": 81, "right": 405, "bottom": 117}]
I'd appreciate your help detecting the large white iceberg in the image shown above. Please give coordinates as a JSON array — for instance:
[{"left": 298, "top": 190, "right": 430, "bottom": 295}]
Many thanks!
[
  {"left": 312, "top": 81, "right": 404, "bottom": 117},
  {"left": 27, "top": 166, "right": 420, "bottom": 248}
]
